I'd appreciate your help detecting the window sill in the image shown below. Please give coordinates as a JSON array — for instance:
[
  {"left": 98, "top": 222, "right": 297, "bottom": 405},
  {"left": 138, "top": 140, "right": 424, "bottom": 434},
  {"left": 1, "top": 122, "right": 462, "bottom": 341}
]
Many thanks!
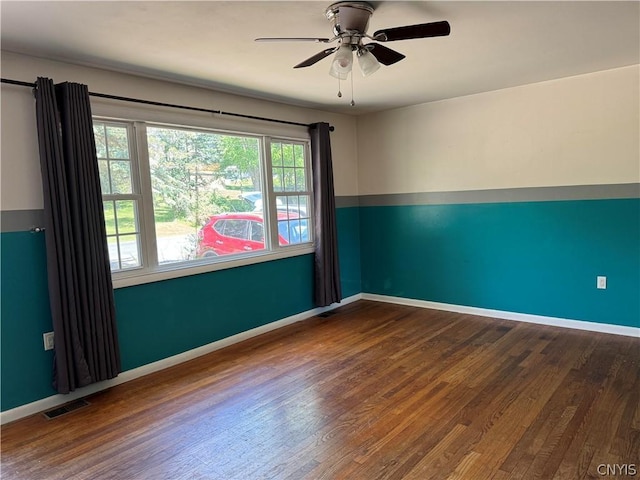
[{"left": 112, "top": 244, "right": 315, "bottom": 289}]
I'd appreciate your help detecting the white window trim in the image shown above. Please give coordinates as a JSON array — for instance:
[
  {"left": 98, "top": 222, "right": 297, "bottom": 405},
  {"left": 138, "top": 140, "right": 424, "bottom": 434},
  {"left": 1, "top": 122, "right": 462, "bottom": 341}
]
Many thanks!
[
  {"left": 92, "top": 107, "right": 315, "bottom": 289},
  {"left": 112, "top": 243, "right": 315, "bottom": 288}
]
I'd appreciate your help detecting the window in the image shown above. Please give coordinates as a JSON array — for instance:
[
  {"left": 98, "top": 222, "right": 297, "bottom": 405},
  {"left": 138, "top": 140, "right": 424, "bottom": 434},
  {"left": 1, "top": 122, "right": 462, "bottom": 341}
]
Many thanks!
[
  {"left": 94, "top": 121, "right": 142, "bottom": 271},
  {"left": 94, "top": 118, "right": 313, "bottom": 284},
  {"left": 271, "top": 141, "right": 312, "bottom": 247}
]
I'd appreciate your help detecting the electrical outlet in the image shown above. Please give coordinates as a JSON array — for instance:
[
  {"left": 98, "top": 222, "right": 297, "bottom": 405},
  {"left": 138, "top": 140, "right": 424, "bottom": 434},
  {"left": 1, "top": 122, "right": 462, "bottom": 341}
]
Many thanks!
[
  {"left": 43, "top": 332, "right": 54, "bottom": 351},
  {"left": 597, "top": 276, "right": 607, "bottom": 290}
]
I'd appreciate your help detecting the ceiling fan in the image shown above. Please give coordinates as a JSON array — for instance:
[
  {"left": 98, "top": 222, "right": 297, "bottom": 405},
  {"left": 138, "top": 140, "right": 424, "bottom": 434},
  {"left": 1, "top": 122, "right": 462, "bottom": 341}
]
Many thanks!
[{"left": 255, "top": 1, "right": 450, "bottom": 79}]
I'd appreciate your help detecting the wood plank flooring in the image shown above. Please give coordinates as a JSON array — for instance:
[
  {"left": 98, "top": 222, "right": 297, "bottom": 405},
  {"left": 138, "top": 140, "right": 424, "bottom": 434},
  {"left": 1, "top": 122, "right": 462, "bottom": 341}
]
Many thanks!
[{"left": 2, "top": 300, "right": 639, "bottom": 479}]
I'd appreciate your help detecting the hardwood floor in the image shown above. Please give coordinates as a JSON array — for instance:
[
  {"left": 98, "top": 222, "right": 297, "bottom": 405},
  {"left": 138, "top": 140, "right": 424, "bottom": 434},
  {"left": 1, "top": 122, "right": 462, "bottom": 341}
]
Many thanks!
[{"left": 2, "top": 300, "right": 639, "bottom": 479}]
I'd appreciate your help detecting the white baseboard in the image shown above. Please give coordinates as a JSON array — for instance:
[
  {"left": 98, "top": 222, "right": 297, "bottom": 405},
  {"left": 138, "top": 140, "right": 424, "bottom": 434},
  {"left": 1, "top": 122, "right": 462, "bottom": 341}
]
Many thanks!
[
  {"left": 0, "top": 294, "right": 362, "bottom": 426},
  {"left": 362, "top": 293, "right": 640, "bottom": 338}
]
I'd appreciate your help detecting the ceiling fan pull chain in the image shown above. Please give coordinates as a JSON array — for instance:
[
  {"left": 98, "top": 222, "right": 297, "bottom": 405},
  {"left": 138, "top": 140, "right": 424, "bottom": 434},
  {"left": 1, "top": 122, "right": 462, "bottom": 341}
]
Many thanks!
[
  {"left": 350, "top": 72, "right": 355, "bottom": 107},
  {"left": 337, "top": 77, "right": 342, "bottom": 98}
]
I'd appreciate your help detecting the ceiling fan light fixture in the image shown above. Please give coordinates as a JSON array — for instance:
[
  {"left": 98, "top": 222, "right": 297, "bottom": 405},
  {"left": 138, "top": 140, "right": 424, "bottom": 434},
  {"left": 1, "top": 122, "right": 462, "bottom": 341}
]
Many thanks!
[
  {"left": 357, "top": 47, "right": 380, "bottom": 76},
  {"left": 329, "top": 43, "right": 353, "bottom": 79}
]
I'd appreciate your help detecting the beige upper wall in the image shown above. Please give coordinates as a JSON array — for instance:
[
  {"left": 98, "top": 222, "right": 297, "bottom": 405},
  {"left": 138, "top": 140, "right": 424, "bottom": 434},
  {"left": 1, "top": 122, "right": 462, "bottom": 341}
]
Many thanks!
[
  {"left": 0, "top": 51, "right": 359, "bottom": 211},
  {"left": 3, "top": 52, "right": 638, "bottom": 209},
  {"left": 357, "top": 65, "right": 640, "bottom": 195}
]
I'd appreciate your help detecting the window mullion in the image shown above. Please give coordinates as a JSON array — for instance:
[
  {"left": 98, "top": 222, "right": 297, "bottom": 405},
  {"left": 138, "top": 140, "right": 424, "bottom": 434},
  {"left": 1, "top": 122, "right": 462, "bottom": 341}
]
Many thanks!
[
  {"left": 134, "top": 121, "right": 158, "bottom": 269},
  {"left": 262, "top": 137, "right": 279, "bottom": 250},
  {"left": 305, "top": 142, "right": 315, "bottom": 243}
]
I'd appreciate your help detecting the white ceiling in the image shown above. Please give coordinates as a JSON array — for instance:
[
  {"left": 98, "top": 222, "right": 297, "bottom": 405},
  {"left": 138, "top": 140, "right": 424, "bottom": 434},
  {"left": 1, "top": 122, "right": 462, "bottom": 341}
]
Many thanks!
[{"left": 1, "top": 1, "right": 638, "bottom": 115}]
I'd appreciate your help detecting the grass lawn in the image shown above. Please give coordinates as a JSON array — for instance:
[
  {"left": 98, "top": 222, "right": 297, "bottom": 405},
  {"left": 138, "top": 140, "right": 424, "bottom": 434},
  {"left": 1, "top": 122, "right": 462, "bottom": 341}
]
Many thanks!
[
  {"left": 104, "top": 189, "right": 248, "bottom": 241},
  {"left": 155, "top": 220, "right": 196, "bottom": 236},
  {"left": 104, "top": 201, "right": 196, "bottom": 240}
]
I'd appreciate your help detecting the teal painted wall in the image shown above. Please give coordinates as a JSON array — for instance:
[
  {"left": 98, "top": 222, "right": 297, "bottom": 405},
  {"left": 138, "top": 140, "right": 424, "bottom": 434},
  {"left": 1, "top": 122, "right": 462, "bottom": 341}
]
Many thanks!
[
  {"left": 336, "top": 206, "right": 362, "bottom": 298},
  {"left": 360, "top": 198, "right": 640, "bottom": 327},
  {"left": 114, "top": 254, "right": 315, "bottom": 371},
  {"left": 1, "top": 232, "right": 56, "bottom": 411},
  {"left": 0, "top": 206, "right": 361, "bottom": 411},
  {"left": 3, "top": 198, "right": 638, "bottom": 412}
]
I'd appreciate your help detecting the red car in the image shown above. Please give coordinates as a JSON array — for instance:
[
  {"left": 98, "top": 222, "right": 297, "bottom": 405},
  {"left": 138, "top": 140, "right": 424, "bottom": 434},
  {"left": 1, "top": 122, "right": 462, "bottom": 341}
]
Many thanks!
[{"left": 196, "top": 211, "right": 310, "bottom": 258}]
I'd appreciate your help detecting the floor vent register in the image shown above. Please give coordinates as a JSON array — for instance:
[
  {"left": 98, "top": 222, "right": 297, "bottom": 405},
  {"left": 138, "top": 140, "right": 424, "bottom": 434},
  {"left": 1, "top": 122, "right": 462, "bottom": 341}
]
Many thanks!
[{"left": 42, "top": 399, "right": 90, "bottom": 420}]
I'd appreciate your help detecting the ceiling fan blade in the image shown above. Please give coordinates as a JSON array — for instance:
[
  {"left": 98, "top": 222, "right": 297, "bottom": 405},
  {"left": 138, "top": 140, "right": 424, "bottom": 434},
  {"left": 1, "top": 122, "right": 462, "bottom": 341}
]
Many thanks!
[
  {"left": 255, "top": 37, "right": 332, "bottom": 43},
  {"left": 293, "top": 47, "right": 338, "bottom": 68},
  {"left": 374, "top": 21, "right": 450, "bottom": 42},
  {"left": 367, "top": 43, "right": 406, "bottom": 66}
]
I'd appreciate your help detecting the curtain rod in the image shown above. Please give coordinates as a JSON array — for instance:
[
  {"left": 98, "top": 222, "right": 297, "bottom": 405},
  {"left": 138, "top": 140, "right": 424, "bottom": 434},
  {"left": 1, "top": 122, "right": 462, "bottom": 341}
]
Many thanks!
[{"left": 1, "top": 78, "right": 334, "bottom": 132}]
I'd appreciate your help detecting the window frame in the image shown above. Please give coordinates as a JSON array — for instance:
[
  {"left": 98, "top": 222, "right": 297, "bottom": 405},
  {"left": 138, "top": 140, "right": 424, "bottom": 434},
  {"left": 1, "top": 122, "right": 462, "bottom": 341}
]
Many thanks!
[
  {"left": 263, "top": 137, "right": 314, "bottom": 250},
  {"left": 94, "top": 120, "right": 146, "bottom": 272},
  {"left": 93, "top": 114, "right": 315, "bottom": 289}
]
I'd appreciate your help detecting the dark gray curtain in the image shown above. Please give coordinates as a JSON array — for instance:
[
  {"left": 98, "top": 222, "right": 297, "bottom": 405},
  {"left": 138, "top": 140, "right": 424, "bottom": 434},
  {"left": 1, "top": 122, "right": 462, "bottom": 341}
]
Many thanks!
[
  {"left": 35, "top": 77, "right": 121, "bottom": 394},
  {"left": 310, "top": 122, "right": 342, "bottom": 307}
]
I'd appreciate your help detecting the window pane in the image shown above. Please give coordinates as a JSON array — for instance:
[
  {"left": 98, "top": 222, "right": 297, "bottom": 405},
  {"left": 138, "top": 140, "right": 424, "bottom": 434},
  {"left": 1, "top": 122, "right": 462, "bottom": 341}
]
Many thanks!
[
  {"left": 271, "top": 143, "right": 283, "bottom": 167},
  {"left": 106, "top": 125, "right": 129, "bottom": 159},
  {"left": 99, "top": 160, "right": 111, "bottom": 194},
  {"left": 284, "top": 168, "right": 297, "bottom": 191},
  {"left": 106, "top": 236, "right": 120, "bottom": 270},
  {"left": 294, "top": 144, "right": 305, "bottom": 167},
  {"left": 298, "top": 195, "right": 310, "bottom": 217},
  {"left": 116, "top": 200, "right": 137, "bottom": 234},
  {"left": 118, "top": 234, "right": 141, "bottom": 269},
  {"left": 282, "top": 144, "right": 294, "bottom": 167},
  {"left": 278, "top": 220, "right": 290, "bottom": 245},
  {"left": 295, "top": 168, "right": 306, "bottom": 191},
  {"left": 147, "top": 127, "right": 262, "bottom": 264},
  {"left": 94, "top": 124, "right": 107, "bottom": 158},
  {"left": 103, "top": 201, "right": 116, "bottom": 235},
  {"left": 292, "top": 219, "right": 309, "bottom": 243},
  {"left": 110, "top": 161, "right": 132, "bottom": 194},
  {"left": 273, "top": 167, "right": 284, "bottom": 192},
  {"left": 287, "top": 196, "right": 298, "bottom": 216}
]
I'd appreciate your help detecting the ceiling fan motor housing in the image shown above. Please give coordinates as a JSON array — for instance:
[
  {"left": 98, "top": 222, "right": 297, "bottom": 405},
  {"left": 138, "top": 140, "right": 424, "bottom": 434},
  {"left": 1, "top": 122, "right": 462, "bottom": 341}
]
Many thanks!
[{"left": 326, "top": 1, "right": 374, "bottom": 42}]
